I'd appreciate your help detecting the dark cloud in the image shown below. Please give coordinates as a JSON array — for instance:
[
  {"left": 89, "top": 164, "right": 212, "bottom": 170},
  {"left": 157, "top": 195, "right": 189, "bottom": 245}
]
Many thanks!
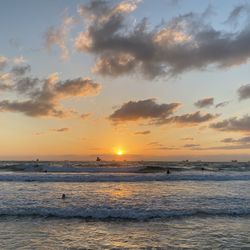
[
  {"left": 134, "top": 130, "right": 151, "bottom": 135},
  {"left": 210, "top": 115, "right": 250, "bottom": 132},
  {"left": 238, "top": 84, "right": 250, "bottom": 100},
  {"left": 221, "top": 136, "right": 250, "bottom": 144},
  {"left": 0, "top": 66, "right": 101, "bottom": 118},
  {"left": 109, "top": 98, "right": 180, "bottom": 123},
  {"left": 221, "top": 138, "right": 235, "bottom": 143},
  {"left": 72, "top": 1, "right": 250, "bottom": 79},
  {"left": 51, "top": 127, "right": 70, "bottom": 132},
  {"left": 194, "top": 97, "right": 214, "bottom": 108},
  {"left": 215, "top": 101, "right": 230, "bottom": 108},
  {"left": 193, "top": 135, "right": 250, "bottom": 150},
  {"left": 0, "top": 56, "right": 8, "bottom": 70},
  {"left": 11, "top": 64, "right": 31, "bottom": 76},
  {"left": 0, "top": 99, "right": 67, "bottom": 117},
  {"left": 225, "top": 4, "right": 250, "bottom": 27},
  {"left": 14, "top": 77, "right": 40, "bottom": 95},
  {"left": 109, "top": 98, "right": 218, "bottom": 126},
  {"left": 183, "top": 144, "right": 200, "bottom": 148},
  {"left": 170, "top": 111, "right": 218, "bottom": 125}
]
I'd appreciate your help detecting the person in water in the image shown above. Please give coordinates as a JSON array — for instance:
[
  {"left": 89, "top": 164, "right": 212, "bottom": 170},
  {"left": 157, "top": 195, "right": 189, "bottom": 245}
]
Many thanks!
[{"left": 62, "top": 194, "right": 66, "bottom": 199}]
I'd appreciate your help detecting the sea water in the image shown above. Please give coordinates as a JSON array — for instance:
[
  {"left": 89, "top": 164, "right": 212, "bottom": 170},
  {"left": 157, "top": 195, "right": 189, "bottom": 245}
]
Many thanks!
[{"left": 0, "top": 161, "right": 249, "bottom": 249}]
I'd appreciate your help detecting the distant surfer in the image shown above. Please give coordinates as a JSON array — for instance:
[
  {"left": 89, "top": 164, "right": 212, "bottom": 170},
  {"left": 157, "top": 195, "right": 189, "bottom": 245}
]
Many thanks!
[
  {"left": 62, "top": 194, "right": 66, "bottom": 199},
  {"left": 96, "top": 157, "right": 101, "bottom": 162},
  {"left": 166, "top": 169, "right": 170, "bottom": 174}
]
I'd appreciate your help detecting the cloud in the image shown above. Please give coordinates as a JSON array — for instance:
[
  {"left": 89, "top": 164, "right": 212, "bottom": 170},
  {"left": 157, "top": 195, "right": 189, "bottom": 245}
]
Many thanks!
[
  {"left": 0, "top": 73, "right": 12, "bottom": 90},
  {"left": 0, "top": 56, "right": 8, "bottom": 70},
  {"left": 181, "top": 137, "right": 194, "bottom": 141},
  {"left": 134, "top": 130, "right": 151, "bottom": 135},
  {"left": 191, "top": 144, "right": 250, "bottom": 150},
  {"left": 194, "top": 97, "right": 214, "bottom": 108},
  {"left": 12, "top": 56, "right": 26, "bottom": 64},
  {"left": 238, "top": 84, "right": 250, "bottom": 100},
  {"left": 221, "top": 136, "right": 250, "bottom": 144},
  {"left": 183, "top": 144, "right": 200, "bottom": 148},
  {"left": 51, "top": 127, "right": 69, "bottom": 132},
  {"left": 147, "top": 141, "right": 178, "bottom": 150},
  {"left": 109, "top": 98, "right": 218, "bottom": 126},
  {"left": 11, "top": 64, "right": 31, "bottom": 76},
  {"left": 80, "top": 113, "right": 91, "bottom": 120},
  {"left": 215, "top": 101, "right": 230, "bottom": 108},
  {"left": 0, "top": 64, "right": 101, "bottom": 118},
  {"left": 71, "top": 1, "right": 250, "bottom": 79},
  {"left": 154, "top": 146, "right": 178, "bottom": 150},
  {"left": 109, "top": 98, "right": 180, "bottom": 123},
  {"left": 45, "top": 13, "right": 76, "bottom": 60},
  {"left": 169, "top": 111, "right": 218, "bottom": 125},
  {"left": 210, "top": 115, "right": 250, "bottom": 132},
  {"left": 193, "top": 135, "right": 250, "bottom": 150},
  {"left": 224, "top": 4, "right": 250, "bottom": 27}
]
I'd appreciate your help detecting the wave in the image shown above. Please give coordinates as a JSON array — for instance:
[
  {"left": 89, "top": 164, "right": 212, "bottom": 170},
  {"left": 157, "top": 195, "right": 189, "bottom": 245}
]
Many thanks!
[
  {"left": 0, "top": 207, "right": 249, "bottom": 221},
  {"left": 1, "top": 161, "right": 250, "bottom": 174},
  {"left": 0, "top": 172, "right": 249, "bottom": 183}
]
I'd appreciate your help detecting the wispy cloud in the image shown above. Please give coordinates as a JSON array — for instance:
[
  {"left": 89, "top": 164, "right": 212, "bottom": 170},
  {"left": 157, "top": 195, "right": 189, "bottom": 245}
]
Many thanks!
[
  {"left": 210, "top": 115, "right": 250, "bottom": 132},
  {"left": 51, "top": 127, "right": 70, "bottom": 132},
  {"left": 45, "top": 11, "right": 76, "bottom": 60},
  {"left": 215, "top": 101, "right": 230, "bottom": 108},
  {"left": 134, "top": 130, "right": 151, "bottom": 135}
]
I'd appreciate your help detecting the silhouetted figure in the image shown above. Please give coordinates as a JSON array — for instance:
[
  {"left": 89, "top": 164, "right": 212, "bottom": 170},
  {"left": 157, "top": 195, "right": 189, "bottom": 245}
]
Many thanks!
[
  {"left": 96, "top": 157, "right": 101, "bottom": 162},
  {"left": 201, "top": 167, "right": 205, "bottom": 171},
  {"left": 167, "top": 169, "right": 170, "bottom": 174},
  {"left": 34, "top": 158, "right": 40, "bottom": 168},
  {"left": 62, "top": 194, "right": 66, "bottom": 199}
]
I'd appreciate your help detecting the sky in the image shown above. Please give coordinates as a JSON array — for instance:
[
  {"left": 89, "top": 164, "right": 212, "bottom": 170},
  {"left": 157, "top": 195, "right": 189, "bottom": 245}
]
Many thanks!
[{"left": 0, "top": 0, "right": 250, "bottom": 161}]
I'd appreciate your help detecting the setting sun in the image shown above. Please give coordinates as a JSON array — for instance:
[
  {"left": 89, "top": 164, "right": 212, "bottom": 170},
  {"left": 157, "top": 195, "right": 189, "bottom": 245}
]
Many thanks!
[{"left": 116, "top": 149, "right": 124, "bottom": 156}]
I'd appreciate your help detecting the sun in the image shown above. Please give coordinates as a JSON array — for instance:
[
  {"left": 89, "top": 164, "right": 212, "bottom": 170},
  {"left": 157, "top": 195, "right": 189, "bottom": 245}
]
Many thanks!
[{"left": 116, "top": 150, "right": 124, "bottom": 156}]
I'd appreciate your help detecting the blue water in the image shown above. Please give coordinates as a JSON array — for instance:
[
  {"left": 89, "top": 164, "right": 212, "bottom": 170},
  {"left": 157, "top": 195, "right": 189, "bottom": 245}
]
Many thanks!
[{"left": 0, "top": 161, "right": 249, "bottom": 249}]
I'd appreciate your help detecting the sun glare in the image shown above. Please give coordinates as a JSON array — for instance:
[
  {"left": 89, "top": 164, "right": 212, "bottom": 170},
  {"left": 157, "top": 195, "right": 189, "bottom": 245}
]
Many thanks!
[{"left": 116, "top": 149, "right": 124, "bottom": 156}]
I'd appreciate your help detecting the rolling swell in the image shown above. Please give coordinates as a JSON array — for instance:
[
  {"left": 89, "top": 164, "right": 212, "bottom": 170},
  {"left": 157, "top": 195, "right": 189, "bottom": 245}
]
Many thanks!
[
  {"left": 0, "top": 172, "right": 249, "bottom": 183},
  {"left": 0, "top": 207, "right": 249, "bottom": 221}
]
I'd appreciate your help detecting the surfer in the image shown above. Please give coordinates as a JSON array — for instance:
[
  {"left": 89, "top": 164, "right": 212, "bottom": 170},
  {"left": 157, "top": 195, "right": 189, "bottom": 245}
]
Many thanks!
[
  {"left": 62, "top": 194, "right": 66, "bottom": 199},
  {"left": 96, "top": 157, "right": 101, "bottom": 162}
]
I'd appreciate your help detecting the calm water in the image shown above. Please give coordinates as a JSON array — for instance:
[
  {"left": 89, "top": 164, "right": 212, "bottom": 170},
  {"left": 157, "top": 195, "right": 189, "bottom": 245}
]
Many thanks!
[{"left": 0, "top": 161, "right": 250, "bottom": 249}]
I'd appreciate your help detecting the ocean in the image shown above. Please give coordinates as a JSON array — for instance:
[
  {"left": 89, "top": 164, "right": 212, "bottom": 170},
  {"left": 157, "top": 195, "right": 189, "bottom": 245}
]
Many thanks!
[{"left": 0, "top": 161, "right": 249, "bottom": 249}]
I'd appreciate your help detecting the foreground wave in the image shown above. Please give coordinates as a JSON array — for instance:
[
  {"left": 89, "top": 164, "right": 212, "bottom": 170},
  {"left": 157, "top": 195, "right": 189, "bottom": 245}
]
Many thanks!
[
  {"left": 0, "top": 172, "right": 249, "bottom": 182},
  {"left": 0, "top": 207, "right": 249, "bottom": 221}
]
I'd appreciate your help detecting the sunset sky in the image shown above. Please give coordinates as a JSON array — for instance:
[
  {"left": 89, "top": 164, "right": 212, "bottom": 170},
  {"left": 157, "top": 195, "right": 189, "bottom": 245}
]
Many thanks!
[{"left": 1, "top": 0, "right": 250, "bottom": 160}]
